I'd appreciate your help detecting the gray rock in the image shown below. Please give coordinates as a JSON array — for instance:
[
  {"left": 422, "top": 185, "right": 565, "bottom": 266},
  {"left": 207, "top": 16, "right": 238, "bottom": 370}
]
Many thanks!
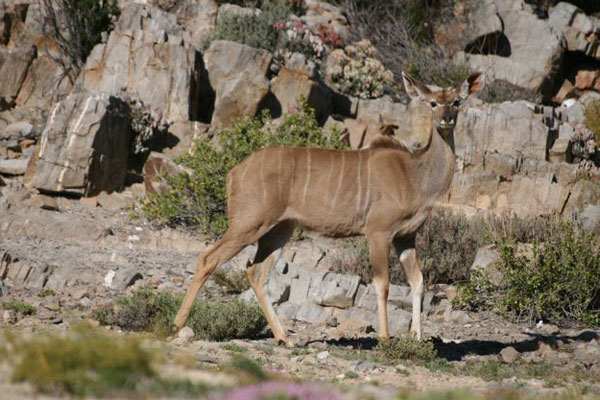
[
  {"left": 351, "top": 360, "right": 376, "bottom": 372},
  {"left": 318, "top": 273, "right": 360, "bottom": 309},
  {"left": 112, "top": 267, "right": 143, "bottom": 291},
  {"left": 294, "top": 302, "right": 333, "bottom": 324},
  {"left": 0, "top": 282, "right": 11, "bottom": 296},
  {"left": 177, "top": 326, "right": 195, "bottom": 343},
  {"left": 288, "top": 274, "right": 312, "bottom": 304},
  {"left": 0, "top": 158, "right": 28, "bottom": 175},
  {"left": 32, "top": 93, "right": 132, "bottom": 196},
  {"left": 0, "top": 46, "right": 35, "bottom": 110},
  {"left": 499, "top": 346, "right": 521, "bottom": 364},
  {"left": 204, "top": 40, "right": 271, "bottom": 128},
  {"left": 470, "top": 245, "right": 502, "bottom": 286},
  {"left": 3, "top": 121, "right": 34, "bottom": 140},
  {"left": 177, "top": 0, "right": 218, "bottom": 45},
  {"left": 388, "top": 308, "right": 412, "bottom": 336},
  {"left": 316, "top": 350, "right": 329, "bottom": 360}
]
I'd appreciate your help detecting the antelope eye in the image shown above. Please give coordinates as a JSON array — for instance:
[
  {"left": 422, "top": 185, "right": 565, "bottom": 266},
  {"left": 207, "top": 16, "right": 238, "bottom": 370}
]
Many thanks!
[
  {"left": 453, "top": 100, "right": 460, "bottom": 107},
  {"left": 430, "top": 101, "right": 438, "bottom": 107}
]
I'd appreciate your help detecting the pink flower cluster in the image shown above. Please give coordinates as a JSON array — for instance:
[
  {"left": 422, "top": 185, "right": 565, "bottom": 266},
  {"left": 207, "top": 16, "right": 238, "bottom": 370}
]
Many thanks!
[{"left": 216, "top": 381, "right": 342, "bottom": 400}]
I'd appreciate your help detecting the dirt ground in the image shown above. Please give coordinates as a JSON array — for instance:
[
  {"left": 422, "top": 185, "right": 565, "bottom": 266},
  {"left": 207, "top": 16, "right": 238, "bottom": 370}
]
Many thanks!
[{"left": 0, "top": 184, "right": 599, "bottom": 399}]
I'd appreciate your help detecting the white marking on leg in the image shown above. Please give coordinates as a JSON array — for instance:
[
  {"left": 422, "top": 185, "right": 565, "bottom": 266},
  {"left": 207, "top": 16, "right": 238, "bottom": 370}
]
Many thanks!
[
  {"left": 331, "top": 152, "right": 345, "bottom": 208},
  {"left": 302, "top": 148, "right": 311, "bottom": 208}
]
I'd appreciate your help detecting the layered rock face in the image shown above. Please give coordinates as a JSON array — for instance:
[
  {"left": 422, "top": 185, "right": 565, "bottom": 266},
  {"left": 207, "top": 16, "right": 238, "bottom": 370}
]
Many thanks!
[{"left": 0, "top": 0, "right": 598, "bottom": 223}]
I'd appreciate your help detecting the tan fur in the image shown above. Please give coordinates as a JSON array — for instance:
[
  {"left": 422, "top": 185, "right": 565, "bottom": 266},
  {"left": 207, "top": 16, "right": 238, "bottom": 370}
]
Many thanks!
[{"left": 174, "top": 72, "right": 484, "bottom": 345}]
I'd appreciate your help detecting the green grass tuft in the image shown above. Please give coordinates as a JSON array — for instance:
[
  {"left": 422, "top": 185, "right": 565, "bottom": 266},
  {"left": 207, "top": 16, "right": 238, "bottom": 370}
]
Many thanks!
[
  {"left": 377, "top": 335, "right": 437, "bottom": 363},
  {"left": 2, "top": 300, "right": 37, "bottom": 315}
]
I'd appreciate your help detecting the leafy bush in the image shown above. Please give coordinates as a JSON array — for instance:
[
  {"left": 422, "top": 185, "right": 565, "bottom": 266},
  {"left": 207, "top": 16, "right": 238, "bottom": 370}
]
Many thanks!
[
  {"left": 343, "top": 0, "right": 467, "bottom": 90},
  {"left": 1, "top": 324, "right": 155, "bottom": 396},
  {"left": 41, "top": 0, "right": 120, "bottom": 82},
  {"left": 95, "top": 287, "right": 267, "bottom": 340},
  {"left": 324, "top": 40, "right": 396, "bottom": 99},
  {"left": 204, "top": 2, "right": 291, "bottom": 52},
  {"left": 456, "top": 221, "right": 600, "bottom": 327},
  {"left": 497, "top": 223, "right": 600, "bottom": 326},
  {"left": 479, "top": 80, "right": 542, "bottom": 104},
  {"left": 2, "top": 300, "right": 36, "bottom": 315},
  {"left": 140, "top": 102, "right": 344, "bottom": 236},
  {"left": 377, "top": 335, "right": 437, "bottom": 363}
]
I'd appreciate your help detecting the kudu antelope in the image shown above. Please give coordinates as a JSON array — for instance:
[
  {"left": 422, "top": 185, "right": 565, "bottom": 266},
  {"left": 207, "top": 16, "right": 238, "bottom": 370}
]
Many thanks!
[{"left": 174, "top": 71, "right": 484, "bottom": 345}]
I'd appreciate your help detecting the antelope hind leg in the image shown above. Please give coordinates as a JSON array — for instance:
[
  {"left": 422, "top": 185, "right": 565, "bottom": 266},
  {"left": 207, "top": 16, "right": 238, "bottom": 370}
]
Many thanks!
[
  {"left": 173, "top": 235, "right": 256, "bottom": 331},
  {"left": 247, "top": 222, "right": 294, "bottom": 347}
]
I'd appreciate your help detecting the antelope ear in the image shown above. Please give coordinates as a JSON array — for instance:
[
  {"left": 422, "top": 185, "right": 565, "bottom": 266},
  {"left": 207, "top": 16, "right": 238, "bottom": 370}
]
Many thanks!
[
  {"left": 459, "top": 72, "right": 484, "bottom": 101},
  {"left": 402, "top": 72, "right": 431, "bottom": 100}
]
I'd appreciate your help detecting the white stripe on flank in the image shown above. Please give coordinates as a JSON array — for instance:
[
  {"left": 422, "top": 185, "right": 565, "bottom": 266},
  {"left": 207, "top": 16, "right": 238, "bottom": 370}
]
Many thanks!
[
  {"left": 365, "top": 150, "right": 372, "bottom": 215},
  {"left": 278, "top": 148, "right": 283, "bottom": 201},
  {"left": 260, "top": 150, "right": 266, "bottom": 200},
  {"left": 331, "top": 152, "right": 345, "bottom": 208},
  {"left": 302, "top": 148, "right": 311, "bottom": 208},
  {"left": 356, "top": 151, "right": 362, "bottom": 212}
]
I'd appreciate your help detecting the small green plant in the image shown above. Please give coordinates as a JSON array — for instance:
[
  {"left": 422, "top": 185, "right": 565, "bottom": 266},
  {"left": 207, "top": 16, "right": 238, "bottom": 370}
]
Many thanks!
[
  {"left": 41, "top": 0, "right": 120, "bottom": 82},
  {"left": 344, "top": 370, "right": 359, "bottom": 379},
  {"left": 2, "top": 300, "right": 37, "bottom": 315},
  {"left": 479, "top": 79, "right": 542, "bottom": 104},
  {"left": 140, "top": 102, "right": 344, "bottom": 236},
  {"left": 38, "top": 289, "right": 56, "bottom": 298},
  {"left": 94, "top": 287, "right": 267, "bottom": 340},
  {"left": 203, "top": 2, "right": 291, "bottom": 52},
  {"left": 227, "top": 354, "right": 268, "bottom": 383},
  {"left": 221, "top": 342, "right": 248, "bottom": 353},
  {"left": 376, "top": 335, "right": 437, "bottom": 363},
  {"left": 1, "top": 324, "right": 155, "bottom": 396},
  {"left": 213, "top": 269, "right": 250, "bottom": 294}
]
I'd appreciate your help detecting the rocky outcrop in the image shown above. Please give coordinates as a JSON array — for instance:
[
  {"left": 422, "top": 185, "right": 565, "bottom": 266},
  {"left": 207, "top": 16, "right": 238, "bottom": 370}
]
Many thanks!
[
  {"left": 204, "top": 40, "right": 272, "bottom": 128},
  {"left": 31, "top": 93, "right": 133, "bottom": 196}
]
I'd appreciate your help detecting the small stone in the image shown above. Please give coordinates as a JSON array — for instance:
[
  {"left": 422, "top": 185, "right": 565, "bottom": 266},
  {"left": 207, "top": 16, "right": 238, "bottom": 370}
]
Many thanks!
[
  {"left": 112, "top": 267, "right": 143, "bottom": 290},
  {"left": 540, "top": 323, "right": 560, "bottom": 336},
  {"left": 499, "top": 346, "right": 521, "bottom": 364},
  {"left": 326, "top": 315, "right": 339, "bottom": 327},
  {"left": 24, "top": 194, "right": 59, "bottom": 211},
  {"left": 2, "top": 310, "right": 17, "bottom": 324},
  {"left": 537, "top": 342, "right": 556, "bottom": 358},
  {"left": 316, "top": 351, "right": 330, "bottom": 360},
  {"left": 351, "top": 360, "right": 376, "bottom": 372},
  {"left": 79, "top": 298, "right": 92, "bottom": 308},
  {"left": 73, "top": 289, "right": 89, "bottom": 300},
  {"left": 177, "top": 326, "right": 195, "bottom": 343}
]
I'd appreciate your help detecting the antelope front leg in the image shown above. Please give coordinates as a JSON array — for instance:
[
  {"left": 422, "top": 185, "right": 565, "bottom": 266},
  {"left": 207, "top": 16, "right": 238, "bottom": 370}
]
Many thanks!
[
  {"left": 394, "top": 237, "right": 423, "bottom": 339},
  {"left": 367, "top": 233, "right": 391, "bottom": 338}
]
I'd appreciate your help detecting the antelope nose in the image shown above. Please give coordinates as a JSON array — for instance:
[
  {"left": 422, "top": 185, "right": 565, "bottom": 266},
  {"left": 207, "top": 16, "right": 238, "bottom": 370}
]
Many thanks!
[{"left": 443, "top": 116, "right": 455, "bottom": 125}]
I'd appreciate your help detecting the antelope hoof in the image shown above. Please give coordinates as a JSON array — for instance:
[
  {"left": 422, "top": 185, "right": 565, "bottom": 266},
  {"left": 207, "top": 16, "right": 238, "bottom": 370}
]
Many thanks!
[{"left": 276, "top": 337, "right": 294, "bottom": 348}]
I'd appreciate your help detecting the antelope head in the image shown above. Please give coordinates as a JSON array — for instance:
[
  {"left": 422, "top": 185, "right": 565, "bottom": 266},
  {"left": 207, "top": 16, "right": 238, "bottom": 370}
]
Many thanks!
[{"left": 402, "top": 72, "right": 484, "bottom": 146}]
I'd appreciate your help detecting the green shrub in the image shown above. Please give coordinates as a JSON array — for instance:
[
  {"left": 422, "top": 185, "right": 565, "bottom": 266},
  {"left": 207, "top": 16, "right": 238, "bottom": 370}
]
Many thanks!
[
  {"left": 479, "top": 80, "right": 542, "bottom": 104},
  {"left": 456, "top": 221, "right": 600, "bottom": 327},
  {"left": 1, "top": 324, "right": 155, "bottom": 396},
  {"left": 41, "top": 0, "right": 120, "bottom": 82},
  {"left": 140, "top": 102, "right": 344, "bottom": 236},
  {"left": 95, "top": 287, "right": 267, "bottom": 340},
  {"left": 2, "top": 300, "right": 36, "bottom": 315},
  {"left": 497, "top": 223, "right": 600, "bottom": 326},
  {"left": 377, "top": 335, "right": 437, "bottom": 363},
  {"left": 204, "top": 2, "right": 291, "bottom": 52}
]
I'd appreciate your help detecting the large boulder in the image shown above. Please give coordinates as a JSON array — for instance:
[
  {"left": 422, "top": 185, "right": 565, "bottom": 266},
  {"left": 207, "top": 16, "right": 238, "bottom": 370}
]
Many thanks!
[
  {"left": 0, "top": 45, "right": 35, "bottom": 110},
  {"left": 453, "top": 0, "right": 563, "bottom": 95},
  {"left": 455, "top": 102, "right": 549, "bottom": 164},
  {"left": 76, "top": 7, "right": 200, "bottom": 138},
  {"left": 31, "top": 92, "right": 133, "bottom": 196},
  {"left": 549, "top": 2, "right": 600, "bottom": 59},
  {"left": 270, "top": 53, "right": 332, "bottom": 123},
  {"left": 204, "top": 40, "right": 272, "bottom": 128}
]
